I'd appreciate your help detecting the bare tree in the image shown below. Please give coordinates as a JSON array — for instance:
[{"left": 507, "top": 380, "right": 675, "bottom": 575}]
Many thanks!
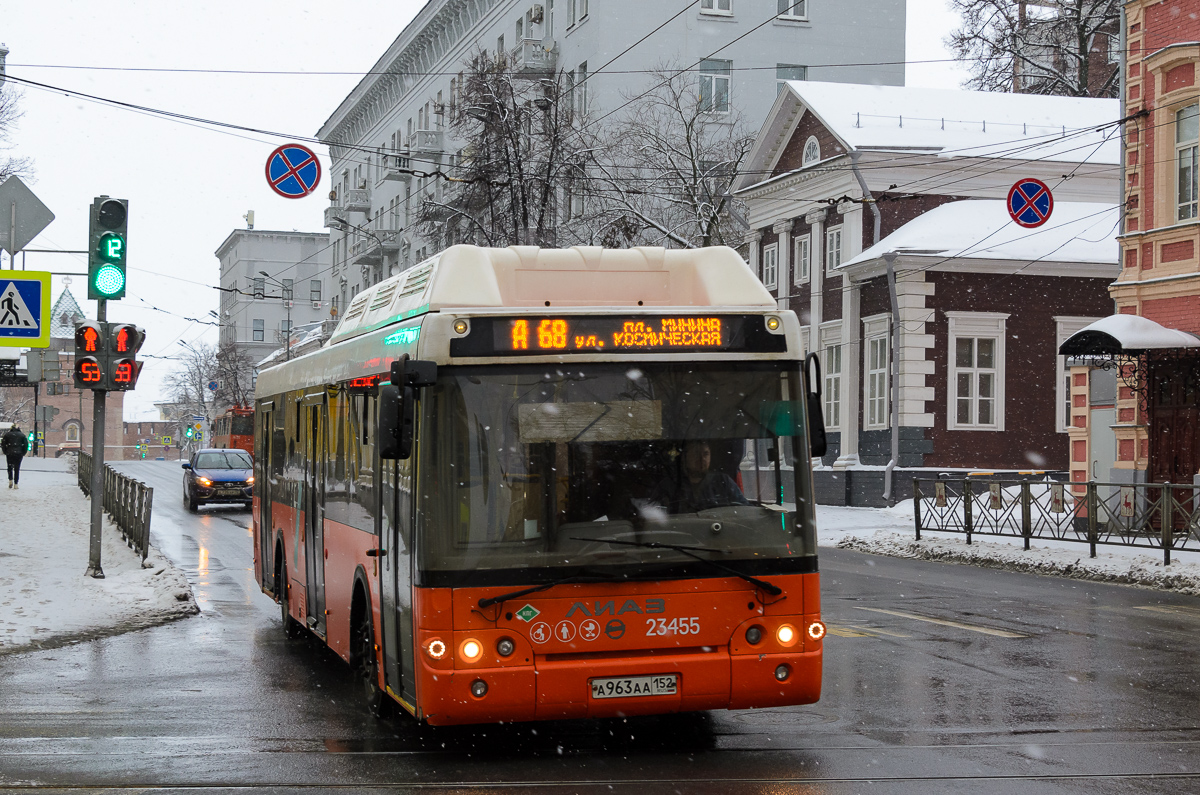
[
  {"left": 0, "top": 82, "right": 33, "bottom": 182},
  {"left": 415, "top": 51, "right": 593, "bottom": 248},
  {"left": 0, "top": 386, "right": 35, "bottom": 427},
  {"left": 583, "top": 67, "right": 754, "bottom": 248},
  {"left": 947, "top": 0, "right": 1120, "bottom": 97},
  {"left": 163, "top": 342, "right": 218, "bottom": 427},
  {"left": 214, "top": 342, "right": 255, "bottom": 409}
]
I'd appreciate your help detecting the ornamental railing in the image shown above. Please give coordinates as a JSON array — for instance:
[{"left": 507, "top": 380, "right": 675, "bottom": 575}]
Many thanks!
[
  {"left": 913, "top": 478, "right": 1200, "bottom": 566},
  {"left": 78, "top": 452, "right": 154, "bottom": 562}
]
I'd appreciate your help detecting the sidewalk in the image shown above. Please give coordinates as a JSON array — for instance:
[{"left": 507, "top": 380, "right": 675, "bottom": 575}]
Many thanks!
[
  {"left": 818, "top": 500, "right": 1200, "bottom": 597},
  {"left": 0, "top": 457, "right": 197, "bottom": 656}
]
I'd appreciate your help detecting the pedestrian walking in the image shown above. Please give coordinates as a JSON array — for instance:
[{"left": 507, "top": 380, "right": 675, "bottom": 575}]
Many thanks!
[{"left": 2, "top": 424, "right": 29, "bottom": 489}]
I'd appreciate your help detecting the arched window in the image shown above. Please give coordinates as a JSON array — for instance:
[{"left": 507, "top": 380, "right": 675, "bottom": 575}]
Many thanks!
[{"left": 802, "top": 136, "right": 821, "bottom": 166}]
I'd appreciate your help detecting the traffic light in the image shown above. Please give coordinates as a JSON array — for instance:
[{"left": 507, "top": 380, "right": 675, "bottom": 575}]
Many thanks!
[
  {"left": 185, "top": 427, "right": 194, "bottom": 439},
  {"left": 106, "top": 322, "right": 144, "bottom": 391},
  {"left": 73, "top": 320, "right": 105, "bottom": 389},
  {"left": 88, "top": 196, "right": 129, "bottom": 300}
]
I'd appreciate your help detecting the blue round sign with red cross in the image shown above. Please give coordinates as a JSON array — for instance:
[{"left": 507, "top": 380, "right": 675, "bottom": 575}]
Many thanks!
[
  {"left": 1007, "top": 178, "right": 1054, "bottom": 228},
  {"left": 266, "top": 144, "right": 321, "bottom": 199}
]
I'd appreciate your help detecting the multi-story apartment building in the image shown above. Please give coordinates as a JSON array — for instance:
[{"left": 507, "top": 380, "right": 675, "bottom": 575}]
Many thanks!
[
  {"left": 215, "top": 226, "right": 334, "bottom": 367},
  {"left": 1061, "top": 0, "right": 1200, "bottom": 489},
  {"left": 316, "top": 0, "right": 906, "bottom": 302}
]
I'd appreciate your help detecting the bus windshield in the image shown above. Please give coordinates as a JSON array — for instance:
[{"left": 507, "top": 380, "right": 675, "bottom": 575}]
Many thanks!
[{"left": 417, "top": 362, "right": 815, "bottom": 580}]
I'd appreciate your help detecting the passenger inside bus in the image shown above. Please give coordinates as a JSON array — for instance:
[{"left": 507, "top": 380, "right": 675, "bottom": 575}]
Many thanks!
[{"left": 649, "top": 440, "right": 747, "bottom": 514}]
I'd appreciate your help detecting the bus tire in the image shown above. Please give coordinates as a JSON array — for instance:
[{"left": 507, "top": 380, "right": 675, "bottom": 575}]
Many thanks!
[
  {"left": 277, "top": 557, "right": 303, "bottom": 640},
  {"left": 353, "top": 601, "right": 388, "bottom": 718}
]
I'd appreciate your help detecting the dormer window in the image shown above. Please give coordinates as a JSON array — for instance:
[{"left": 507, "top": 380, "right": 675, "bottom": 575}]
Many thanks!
[{"left": 802, "top": 136, "right": 820, "bottom": 166}]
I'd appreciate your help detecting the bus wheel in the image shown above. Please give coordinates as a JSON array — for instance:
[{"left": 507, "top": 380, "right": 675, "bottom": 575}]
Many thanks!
[
  {"left": 353, "top": 609, "right": 388, "bottom": 717},
  {"left": 277, "top": 560, "right": 303, "bottom": 639}
]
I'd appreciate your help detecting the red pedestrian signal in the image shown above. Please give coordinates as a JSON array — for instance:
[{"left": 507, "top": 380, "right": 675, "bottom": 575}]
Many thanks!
[
  {"left": 107, "top": 324, "right": 144, "bottom": 356},
  {"left": 72, "top": 320, "right": 146, "bottom": 391}
]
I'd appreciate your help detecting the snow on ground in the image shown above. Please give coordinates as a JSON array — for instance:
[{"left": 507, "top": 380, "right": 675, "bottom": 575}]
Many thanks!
[
  {"left": 818, "top": 500, "right": 1200, "bottom": 596},
  {"left": 0, "top": 458, "right": 197, "bottom": 656}
]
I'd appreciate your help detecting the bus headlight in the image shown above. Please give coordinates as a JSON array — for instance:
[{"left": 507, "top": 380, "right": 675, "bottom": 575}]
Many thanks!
[
  {"left": 774, "top": 664, "right": 791, "bottom": 681},
  {"left": 745, "top": 626, "right": 763, "bottom": 645},
  {"left": 496, "top": 637, "right": 515, "bottom": 657},
  {"left": 807, "top": 621, "right": 827, "bottom": 641},
  {"left": 453, "top": 319, "right": 470, "bottom": 335},
  {"left": 426, "top": 638, "right": 447, "bottom": 660},
  {"left": 470, "top": 679, "right": 488, "bottom": 697},
  {"left": 459, "top": 638, "right": 483, "bottom": 663},
  {"left": 776, "top": 624, "right": 797, "bottom": 647},
  {"left": 765, "top": 315, "right": 782, "bottom": 332}
]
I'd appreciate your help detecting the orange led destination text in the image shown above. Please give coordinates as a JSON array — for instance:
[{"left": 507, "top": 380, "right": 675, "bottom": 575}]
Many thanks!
[{"left": 511, "top": 317, "right": 724, "bottom": 351}]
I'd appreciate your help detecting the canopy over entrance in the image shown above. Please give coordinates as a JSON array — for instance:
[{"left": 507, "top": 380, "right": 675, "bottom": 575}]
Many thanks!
[{"left": 1058, "top": 315, "right": 1200, "bottom": 356}]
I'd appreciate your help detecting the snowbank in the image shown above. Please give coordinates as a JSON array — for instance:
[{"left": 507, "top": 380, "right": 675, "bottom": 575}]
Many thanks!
[
  {"left": 0, "top": 463, "right": 198, "bottom": 655},
  {"left": 818, "top": 501, "right": 1200, "bottom": 596}
]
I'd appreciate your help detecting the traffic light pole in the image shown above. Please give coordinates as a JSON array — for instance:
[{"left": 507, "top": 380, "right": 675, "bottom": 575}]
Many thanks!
[{"left": 85, "top": 298, "right": 107, "bottom": 580}]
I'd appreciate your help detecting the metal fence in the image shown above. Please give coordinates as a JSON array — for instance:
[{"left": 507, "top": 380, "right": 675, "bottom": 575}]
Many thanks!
[
  {"left": 914, "top": 478, "right": 1200, "bottom": 565},
  {"left": 78, "top": 452, "right": 155, "bottom": 561}
]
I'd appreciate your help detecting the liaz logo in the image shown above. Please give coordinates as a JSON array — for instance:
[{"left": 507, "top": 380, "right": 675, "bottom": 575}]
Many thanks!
[{"left": 566, "top": 598, "right": 665, "bottom": 617}]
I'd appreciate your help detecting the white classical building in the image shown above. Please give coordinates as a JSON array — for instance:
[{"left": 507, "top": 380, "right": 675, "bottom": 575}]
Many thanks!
[{"left": 316, "top": 0, "right": 907, "bottom": 305}]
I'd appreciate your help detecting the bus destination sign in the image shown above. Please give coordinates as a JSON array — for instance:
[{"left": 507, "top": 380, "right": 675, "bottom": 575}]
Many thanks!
[{"left": 450, "top": 315, "right": 787, "bottom": 357}]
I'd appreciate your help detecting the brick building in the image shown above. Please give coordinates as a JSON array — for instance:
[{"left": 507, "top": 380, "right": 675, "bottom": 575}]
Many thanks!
[
  {"left": 1060, "top": 1, "right": 1200, "bottom": 489},
  {"left": 734, "top": 82, "right": 1120, "bottom": 505}
]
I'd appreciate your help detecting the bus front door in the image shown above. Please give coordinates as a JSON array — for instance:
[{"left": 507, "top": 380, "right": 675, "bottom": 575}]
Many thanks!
[{"left": 304, "top": 399, "right": 327, "bottom": 637}]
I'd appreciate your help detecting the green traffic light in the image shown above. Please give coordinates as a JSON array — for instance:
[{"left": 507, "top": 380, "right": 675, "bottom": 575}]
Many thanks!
[{"left": 93, "top": 265, "right": 125, "bottom": 296}]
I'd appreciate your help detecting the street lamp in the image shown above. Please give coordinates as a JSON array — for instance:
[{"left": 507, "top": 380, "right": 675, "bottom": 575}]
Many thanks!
[{"left": 259, "top": 271, "right": 293, "bottom": 361}]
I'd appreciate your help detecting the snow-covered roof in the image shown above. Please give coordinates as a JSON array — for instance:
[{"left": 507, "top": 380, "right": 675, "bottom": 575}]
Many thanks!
[
  {"left": 736, "top": 82, "right": 1120, "bottom": 193},
  {"left": 49, "top": 288, "right": 86, "bottom": 339},
  {"left": 1059, "top": 315, "right": 1200, "bottom": 356},
  {"left": 841, "top": 201, "right": 1120, "bottom": 270},
  {"left": 783, "top": 81, "right": 1119, "bottom": 163}
]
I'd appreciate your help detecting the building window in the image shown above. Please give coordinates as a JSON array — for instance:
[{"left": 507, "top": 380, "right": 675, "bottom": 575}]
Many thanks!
[
  {"left": 281, "top": 278, "right": 293, "bottom": 301},
  {"left": 803, "top": 135, "right": 821, "bottom": 166},
  {"left": 252, "top": 277, "right": 265, "bottom": 299},
  {"left": 700, "top": 0, "right": 732, "bottom": 14},
  {"left": 947, "top": 312, "right": 1008, "bottom": 431},
  {"left": 777, "top": 63, "right": 806, "bottom": 94},
  {"left": 310, "top": 280, "right": 322, "bottom": 302},
  {"left": 575, "top": 62, "right": 587, "bottom": 116},
  {"left": 863, "top": 315, "right": 890, "bottom": 430},
  {"left": 793, "top": 234, "right": 810, "bottom": 284},
  {"left": 252, "top": 319, "right": 265, "bottom": 342},
  {"left": 762, "top": 243, "right": 778, "bottom": 289},
  {"left": 823, "top": 341, "right": 842, "bottom": 430},
  {"left": 699, "top": 59, "right": 731, "bottom": 114},
  {"left": 777, "top": 0, "right": 806, "bottom": 18},
  {"left": 281, "top": 319, "right": 292, "bottom": 337},
  {"left": 825, "top": 225, "right": 842, "bottom": 273},
  {"left": 1177, "top": 104, "right": 1198, "bottom": 221}
]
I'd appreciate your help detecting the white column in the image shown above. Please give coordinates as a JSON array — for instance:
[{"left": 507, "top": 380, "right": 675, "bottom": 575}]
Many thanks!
[
  {"left": 746, "top": 230, "right": 762, "bottom": 283},
  {"left": 772, "top": 220, "right": 792, "bottom": 310},
  {"left": 833, "top": 277, "right": 862, "bottom": 468},
  {"left": 804, "top": 209, "right": 826, "bottom": 342}
]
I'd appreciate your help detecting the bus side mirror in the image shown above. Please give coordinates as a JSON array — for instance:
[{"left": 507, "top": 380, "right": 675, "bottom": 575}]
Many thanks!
[
  {"left": 390, "top": 356, "right": 437, "bottom": 387},
  {"left": 378, "top": 384, "right": 416, "bottom": 460},
  {"left": 804, "top": 352, "right": 827, "bottom": 458}
]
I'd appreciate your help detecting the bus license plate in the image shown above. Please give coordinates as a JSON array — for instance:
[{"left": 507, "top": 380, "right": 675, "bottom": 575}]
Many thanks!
[{"left": 590, "top": 674, "right": 677, "bottom": 699}]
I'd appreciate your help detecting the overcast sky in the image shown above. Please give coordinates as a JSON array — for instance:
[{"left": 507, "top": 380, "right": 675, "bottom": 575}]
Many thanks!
[{"left": 2, "top": 0, "right": 970, "bottom": 419}]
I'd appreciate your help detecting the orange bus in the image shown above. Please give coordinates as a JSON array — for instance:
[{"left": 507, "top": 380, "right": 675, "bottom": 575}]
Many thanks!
[
  {"left": 252, "top": 245, "right": 827, "bottom": 726},
  {"left": 214, "top": 406, "right": 254, "bottom": 455}
]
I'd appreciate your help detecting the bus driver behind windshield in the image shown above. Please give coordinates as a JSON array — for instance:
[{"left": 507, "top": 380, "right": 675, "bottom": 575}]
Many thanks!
[{"left": 651, "top": 441, "right": 747, "bottom": 514}]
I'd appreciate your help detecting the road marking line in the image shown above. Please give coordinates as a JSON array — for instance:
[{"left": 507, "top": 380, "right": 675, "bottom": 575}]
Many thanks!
[
  {"left": 825, "top": 624, "right": 873, "bottom": 638},
  {"left": 1134, "top": 605, "right": 1200, "bottom": 619},
  {"left": 851, "top": 607, "right": 1026, "bottom": 638}
]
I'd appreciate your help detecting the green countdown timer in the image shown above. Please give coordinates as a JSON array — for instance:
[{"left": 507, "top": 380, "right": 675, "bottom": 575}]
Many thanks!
[{"left": 98, "top": 231, "right": 125, "bottom": 263}]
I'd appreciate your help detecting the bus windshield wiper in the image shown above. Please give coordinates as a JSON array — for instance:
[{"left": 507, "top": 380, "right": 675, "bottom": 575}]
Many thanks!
[
  {"left": 576, "top": 537, "right": 783, "bottom": 596},
  {"left": 477, "top": 573, "right": 629, "bottom": 609}
]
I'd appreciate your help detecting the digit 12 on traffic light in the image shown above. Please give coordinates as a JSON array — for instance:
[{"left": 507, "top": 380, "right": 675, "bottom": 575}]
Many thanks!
[{"left": 88, "top": 196, "right": 128, "bottom": 301}]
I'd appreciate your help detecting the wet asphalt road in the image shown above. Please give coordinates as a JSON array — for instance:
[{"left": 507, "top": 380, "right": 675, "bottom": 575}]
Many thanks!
[{"left": 2, "top": 460, "right": 1200, "bottom": 794}]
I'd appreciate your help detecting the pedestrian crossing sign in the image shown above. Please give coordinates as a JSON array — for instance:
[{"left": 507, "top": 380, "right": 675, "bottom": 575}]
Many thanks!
[{"left": 0, "top": 270, "right": 50, "bottom": 348}]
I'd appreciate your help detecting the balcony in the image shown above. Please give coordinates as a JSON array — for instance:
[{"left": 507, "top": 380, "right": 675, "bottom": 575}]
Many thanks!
[
  {"left": 379, "top": 152, "right": 412, "bottom": 183},
  {"left": 348, "top": 229, "right": 402, "bottom": 267},
  {"left": 344, "top": 189, "right": 371, "bottom": 214},
  {"left": 511, "top": 38, "right": 556, "bottom": 77},
  {"left": 410, "top": 130, "right": 444, "bottom": 155},
  {"left": 323, "top": 206, "right": 345, "bottom": 228}
]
